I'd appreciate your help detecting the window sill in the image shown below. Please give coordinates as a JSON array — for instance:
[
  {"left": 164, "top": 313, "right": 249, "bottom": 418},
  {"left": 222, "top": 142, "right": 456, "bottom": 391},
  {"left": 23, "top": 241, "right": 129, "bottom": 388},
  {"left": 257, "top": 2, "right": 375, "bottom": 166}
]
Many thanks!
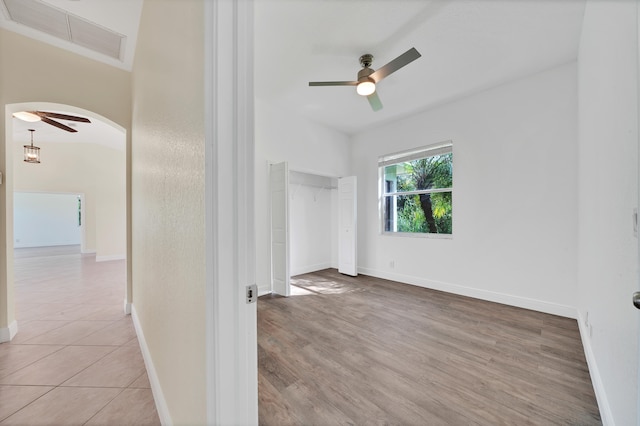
[{"left": 381, "top": 231, "right": 452, "bottom": 240}]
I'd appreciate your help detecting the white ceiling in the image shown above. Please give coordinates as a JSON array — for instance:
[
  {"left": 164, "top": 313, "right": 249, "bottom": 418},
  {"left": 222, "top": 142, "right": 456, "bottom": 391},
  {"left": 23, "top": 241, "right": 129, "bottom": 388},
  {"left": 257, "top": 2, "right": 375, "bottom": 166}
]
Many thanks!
[
  {"left": 2, "top": 0, "right": 587, "bottom": 137},
  {"left": 11, "top": 112, "right": 125, "bottom": 151},
  {"left": 0, "top": 0, "right": 143, "bottom": 71},
  {"left": 254, "top": 0, "right": 587, "bottom": 135}
]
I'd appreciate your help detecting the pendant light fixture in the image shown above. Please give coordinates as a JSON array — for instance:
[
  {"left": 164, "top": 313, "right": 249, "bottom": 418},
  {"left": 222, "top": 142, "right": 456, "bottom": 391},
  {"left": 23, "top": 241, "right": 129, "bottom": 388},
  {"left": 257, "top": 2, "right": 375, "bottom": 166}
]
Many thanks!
[{"left": 24, "top": 129, "right": 40, "bottom": 164}]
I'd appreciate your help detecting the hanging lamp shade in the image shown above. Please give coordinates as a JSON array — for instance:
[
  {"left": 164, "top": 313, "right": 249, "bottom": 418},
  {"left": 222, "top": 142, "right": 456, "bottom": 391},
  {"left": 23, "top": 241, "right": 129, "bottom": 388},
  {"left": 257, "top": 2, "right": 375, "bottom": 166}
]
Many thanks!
[{"left": 24, "top": 129, "right": 40, "bottom": 163}]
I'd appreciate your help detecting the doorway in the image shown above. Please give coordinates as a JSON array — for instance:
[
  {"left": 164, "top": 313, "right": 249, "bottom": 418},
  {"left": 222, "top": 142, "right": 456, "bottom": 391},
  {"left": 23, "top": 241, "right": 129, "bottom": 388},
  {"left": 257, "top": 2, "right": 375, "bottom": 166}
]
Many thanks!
[
  {"left": 269, "top": 163, "right": 357, "bottom": 296},
  {"left": 1, "top": 102, "right": 128, "bottom": 343}
]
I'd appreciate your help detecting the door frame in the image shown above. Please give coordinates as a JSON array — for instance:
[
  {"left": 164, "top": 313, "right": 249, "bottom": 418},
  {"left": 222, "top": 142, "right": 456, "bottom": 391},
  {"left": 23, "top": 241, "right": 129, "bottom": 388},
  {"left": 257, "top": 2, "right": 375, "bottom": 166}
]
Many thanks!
[{"left": 204, "top": 1, "right": 258, "bottom": 424}]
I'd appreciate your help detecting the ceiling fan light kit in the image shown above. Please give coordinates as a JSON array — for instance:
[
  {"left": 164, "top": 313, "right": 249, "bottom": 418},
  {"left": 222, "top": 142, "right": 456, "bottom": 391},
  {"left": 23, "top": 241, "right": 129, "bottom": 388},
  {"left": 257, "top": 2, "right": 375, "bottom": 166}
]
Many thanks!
[
  {"left": 309, "top": 47, "right": 422, "bottom": 112},
  {"left": 12, "top": 110, "right": 91, "bottom": 133},
  {"left": 24, "top": 129, "right": 40, "bottom": 164},
  {"left": 12, "top": 111, "right": 41, "bottom": 122}
]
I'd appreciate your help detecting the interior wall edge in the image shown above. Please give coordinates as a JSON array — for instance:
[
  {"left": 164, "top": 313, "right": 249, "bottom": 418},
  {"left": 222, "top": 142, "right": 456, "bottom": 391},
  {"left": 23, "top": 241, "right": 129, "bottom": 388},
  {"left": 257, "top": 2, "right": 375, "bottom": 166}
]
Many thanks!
[
  {"left": 290, "top": 263, "right": 332, "bottom": 277},
  {"left": 357, "top": 266, "right": 578, "bottom": 319},
  {"left": 0, "top": 320, "right": 18, "bottom": 343},
  {"left": 576, "top": 310, "right": 614, "bottom": 426},
  {"left": 131, "top": 304, "right": 172, "bottom": 426}
]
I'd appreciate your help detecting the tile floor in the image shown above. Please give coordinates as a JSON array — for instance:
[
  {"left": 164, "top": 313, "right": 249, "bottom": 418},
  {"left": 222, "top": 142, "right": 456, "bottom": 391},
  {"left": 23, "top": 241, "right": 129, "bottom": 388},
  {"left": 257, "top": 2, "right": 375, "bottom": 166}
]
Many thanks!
[{"left": 0, "top": 246, "right": 160, "bottom": 425}]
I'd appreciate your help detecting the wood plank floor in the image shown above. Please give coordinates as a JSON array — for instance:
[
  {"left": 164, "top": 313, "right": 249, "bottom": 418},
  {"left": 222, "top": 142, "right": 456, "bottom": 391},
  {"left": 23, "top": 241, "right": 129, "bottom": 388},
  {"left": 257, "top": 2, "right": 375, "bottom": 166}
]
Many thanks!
[{"left": 258, "top": 269, "right": 601, "bottom": 425}]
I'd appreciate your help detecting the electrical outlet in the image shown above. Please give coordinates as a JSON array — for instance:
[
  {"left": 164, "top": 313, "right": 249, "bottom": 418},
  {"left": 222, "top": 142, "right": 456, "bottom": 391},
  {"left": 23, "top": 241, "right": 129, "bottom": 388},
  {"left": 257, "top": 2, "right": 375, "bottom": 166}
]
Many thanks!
[
  {"left": 584, "top": 311, "right": 589, "bottom": 326},
  {"left": 389, "top": 260, "right": 395, "bottom": 269}
]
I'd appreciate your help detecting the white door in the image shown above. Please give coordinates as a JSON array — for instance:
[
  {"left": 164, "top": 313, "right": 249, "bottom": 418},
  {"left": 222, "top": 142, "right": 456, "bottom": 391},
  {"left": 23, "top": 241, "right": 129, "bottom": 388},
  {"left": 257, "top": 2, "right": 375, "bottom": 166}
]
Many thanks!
[
  {"left": 338, "top": 176, "right": 357, "bottom": 276},
  {"left": 270, "top": 162, "right": 290, "bottom": 296}
]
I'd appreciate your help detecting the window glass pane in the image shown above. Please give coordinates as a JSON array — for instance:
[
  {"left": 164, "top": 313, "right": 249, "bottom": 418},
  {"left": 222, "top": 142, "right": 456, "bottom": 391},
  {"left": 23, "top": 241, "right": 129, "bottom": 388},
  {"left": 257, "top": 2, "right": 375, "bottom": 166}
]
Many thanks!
[
  {"left": 384, "top": 192, "right": 452, "bottom": 234},
  {"left": 383, "top": 152, "right": 452, "bottom": 194}
]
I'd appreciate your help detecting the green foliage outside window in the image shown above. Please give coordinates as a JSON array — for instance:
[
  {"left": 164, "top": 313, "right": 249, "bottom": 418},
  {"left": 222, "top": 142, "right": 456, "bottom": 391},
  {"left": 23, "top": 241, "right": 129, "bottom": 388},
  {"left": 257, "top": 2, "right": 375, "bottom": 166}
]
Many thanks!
[{"left": 384, "top": 152, "right": 452, "bottom": 235}]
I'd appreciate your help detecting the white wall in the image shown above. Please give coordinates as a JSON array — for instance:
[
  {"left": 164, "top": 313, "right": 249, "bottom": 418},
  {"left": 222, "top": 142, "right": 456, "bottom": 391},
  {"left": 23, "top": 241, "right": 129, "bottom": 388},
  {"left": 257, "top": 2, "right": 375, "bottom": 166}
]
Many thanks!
[
  {"left": 14, "top": 192, "right": 80, "bottom": 248},
  {"left": 255, "top": 99, "right": 351, "bottom": 294},
  {"left": 351, "top": 62, "right": 579, "bottom": 317},
  {"left": 131, "top": 1, "right": 206, "bottom": 424},
  {"left": 12, "top": 140, "right": 125, "bottom": 259},
  {"left": 289, "top": 172, "right": 337, "bottom": 276},
  {"left": 577, "top": 1, "right": 639, "bottom": 424}
]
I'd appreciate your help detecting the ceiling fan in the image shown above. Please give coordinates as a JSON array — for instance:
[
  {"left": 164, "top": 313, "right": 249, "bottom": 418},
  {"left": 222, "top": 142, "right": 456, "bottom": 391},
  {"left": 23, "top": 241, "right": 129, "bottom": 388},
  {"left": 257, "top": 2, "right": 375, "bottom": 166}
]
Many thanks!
[
  {"left": 12, "top": 111, "right": 91, "bottom": 133},
  {"left": 309, "top": 47, "right": 422, "bottom": 112}
]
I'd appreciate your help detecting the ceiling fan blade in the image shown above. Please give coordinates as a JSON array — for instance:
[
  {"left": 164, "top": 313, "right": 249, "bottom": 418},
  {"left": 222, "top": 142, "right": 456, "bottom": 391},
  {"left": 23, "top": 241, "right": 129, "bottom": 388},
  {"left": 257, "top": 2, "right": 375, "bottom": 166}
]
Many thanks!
[
  {"left": 309, "top": 81, "right": 358, "bottom": 86},
  {"left": 41, "top": 117, "right": 78, "bottom": 133},
  {"left": 367, "top": 92, "right": 383, "bottom": 112},
  {"left": 369, "top": 47, "right": 421, "bottom": 83},
  {"left": 36, "top": 111, "right": 91, "bottom": 123}
]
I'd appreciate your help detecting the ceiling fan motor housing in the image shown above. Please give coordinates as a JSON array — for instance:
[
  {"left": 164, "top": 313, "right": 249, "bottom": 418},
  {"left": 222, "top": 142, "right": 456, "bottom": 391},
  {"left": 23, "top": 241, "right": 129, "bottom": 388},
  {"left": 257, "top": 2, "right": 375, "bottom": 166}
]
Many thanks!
[
  {"left": 359, "top": 53, "right": 373, "bottom": 68},
  {"left": 357, "top": 66, "right": 374, "bottom": 82}
]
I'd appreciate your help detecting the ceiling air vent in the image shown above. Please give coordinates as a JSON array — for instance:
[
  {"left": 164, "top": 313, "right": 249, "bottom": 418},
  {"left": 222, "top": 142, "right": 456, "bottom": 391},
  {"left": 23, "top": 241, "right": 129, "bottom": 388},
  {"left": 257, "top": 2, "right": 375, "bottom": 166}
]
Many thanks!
[{"left": 1, "top": 0, "right": 125, "bottom": 61}]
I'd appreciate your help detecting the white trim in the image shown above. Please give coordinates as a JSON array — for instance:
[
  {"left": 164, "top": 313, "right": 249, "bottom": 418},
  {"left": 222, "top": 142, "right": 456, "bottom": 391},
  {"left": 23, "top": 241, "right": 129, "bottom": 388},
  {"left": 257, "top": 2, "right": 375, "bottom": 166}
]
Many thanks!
[
  {"left": 577, "top": 311, "right": 614, "bottom": 425},
  {"left": 258, "top": 286, "right": 271, "bottom": 297},
  {"left": 0, "top": 320, "right": 18, "bottom": 343},
  {"left": 205, "top": 0, "right": 257, "bottom": 424},
  {"left": 95, "top": 254, "right": 126, "bottom": 262},
  {"left": 291, "top": 262, "right": 332, "bottom": 277},
  {"left": 131, "top": 305, "right": 171, "bottom": 426},
  {"left": 123, "top": 299, "right": 131, "bottom": 315},
  {"left": 81, "top": 250, "right": 96, "bottom": 256},
  {"left": 378, "top": 140, "right": 453, "bottom": 166},
  {"left": 358, "top": 266, "right": 577, "bottom": 318}
]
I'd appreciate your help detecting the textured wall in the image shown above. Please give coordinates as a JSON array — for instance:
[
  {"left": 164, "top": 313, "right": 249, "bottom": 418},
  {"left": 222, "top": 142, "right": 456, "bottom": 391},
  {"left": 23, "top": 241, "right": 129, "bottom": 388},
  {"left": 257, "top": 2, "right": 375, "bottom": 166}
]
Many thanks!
[
  {"left": 0, "top": 28, "right": 131, "bottom": 336},
  {"left": 131, "top": 0, "right": 206, "bottom": 424}
]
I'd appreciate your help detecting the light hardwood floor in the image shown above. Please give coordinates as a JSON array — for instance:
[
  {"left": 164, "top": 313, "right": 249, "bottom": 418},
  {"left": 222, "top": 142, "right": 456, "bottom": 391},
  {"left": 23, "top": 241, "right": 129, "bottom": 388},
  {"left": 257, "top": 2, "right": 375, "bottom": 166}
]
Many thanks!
[
  {"left": 0, "top": 246, "right": 160, "bottom": 425},
  {"left": 258, "top": 269, "right": 601, "bottom": 425}
]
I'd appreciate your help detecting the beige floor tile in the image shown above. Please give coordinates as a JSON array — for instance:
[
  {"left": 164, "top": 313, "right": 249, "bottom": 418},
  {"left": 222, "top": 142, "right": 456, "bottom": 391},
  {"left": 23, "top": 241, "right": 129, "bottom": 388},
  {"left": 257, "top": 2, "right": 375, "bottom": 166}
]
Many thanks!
[
  {"left": 63, "top": 345, "right": 146, "bottom": 388},
  {"left": 125, "top": 337, "right": 140, "bottom": 347},
  {"left": 79, "top": 304, "right": 128, "bottom": 321},
  {"left": 34, "top": 303, "right": 108, "bottom": 321},
  {"left": 16, "top": 303, "right": 77, "bottom": 321},
  {"left": 8, "top": 321, "right": 71, "bottom": 345},
  {"left": 0, "top": 345, "right": 115, "bottom": 386},
  {"left": 0, "top": 385, "right": 53, "bottom": 422},
  {"left": 129, "top": 371, "right": 151, "bottom": 389},
  {"left": 0, "top": 344, "right": 63, "bottom": 379},
  {"left": 20, "top": 320, "right": 114, "bottom": 345},
  {"left": 85, "top": 388, "right": 160, "bottom": 426},
  {"left": 73, "top": 318, "right": 137, "bottom": 346},
  {"left": 0, "top": 387, "right": 121, "bottom": 426}
]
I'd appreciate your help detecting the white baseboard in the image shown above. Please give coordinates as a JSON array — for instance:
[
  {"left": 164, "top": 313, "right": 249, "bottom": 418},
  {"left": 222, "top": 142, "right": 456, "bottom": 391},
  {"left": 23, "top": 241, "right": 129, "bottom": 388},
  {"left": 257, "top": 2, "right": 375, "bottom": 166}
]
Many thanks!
[
  {"left": 123, "top": 300, "right": 132, "bottom": 315},
  {"left": 258, "top": 286, "right": 271, "bottom": 297},
  {"left": 0, "top": 320, "right": 18, "bottom": 343},
  {"left": 96, "top": 254, "right": 126, "bottom": 262},
  {"left": 358, "top": 267, "right": 577, "bottom": 319},
  {"left": 290, "top": 262, "right": 331, "bottom": 277},
  {"left": 577, "top": 311, "right": 614, "bottom": 425},
  {"left": 131, "top": 305, "right": 172, "bottom": 426},
  {"left": 81, "top": 249, "right": 96, "bottom": 256}
]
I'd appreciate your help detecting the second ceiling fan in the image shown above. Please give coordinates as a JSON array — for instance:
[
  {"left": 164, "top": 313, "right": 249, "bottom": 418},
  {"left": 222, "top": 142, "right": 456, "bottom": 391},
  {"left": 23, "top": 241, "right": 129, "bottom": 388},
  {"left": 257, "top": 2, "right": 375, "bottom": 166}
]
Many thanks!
[
  {"left": 309, "top": 47, "right": 422, "bottom": 112},
  {"left": 13, "top": 111, "right": 91, "bottom": 133}
]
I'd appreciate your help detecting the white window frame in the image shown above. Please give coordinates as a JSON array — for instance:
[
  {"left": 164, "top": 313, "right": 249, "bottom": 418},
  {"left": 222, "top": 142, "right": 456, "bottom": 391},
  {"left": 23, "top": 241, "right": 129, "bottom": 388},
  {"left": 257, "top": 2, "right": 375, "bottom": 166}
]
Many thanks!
[{"left": 378, "top": 141, "right": 453, "bottom": 238}]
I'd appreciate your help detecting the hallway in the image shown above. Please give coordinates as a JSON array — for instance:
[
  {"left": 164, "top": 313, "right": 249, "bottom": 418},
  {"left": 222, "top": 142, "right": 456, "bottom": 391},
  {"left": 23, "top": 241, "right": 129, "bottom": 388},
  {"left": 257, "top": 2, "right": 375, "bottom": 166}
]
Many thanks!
[{"left": 0, "top": 246, "right": 159, "bottom": 425}]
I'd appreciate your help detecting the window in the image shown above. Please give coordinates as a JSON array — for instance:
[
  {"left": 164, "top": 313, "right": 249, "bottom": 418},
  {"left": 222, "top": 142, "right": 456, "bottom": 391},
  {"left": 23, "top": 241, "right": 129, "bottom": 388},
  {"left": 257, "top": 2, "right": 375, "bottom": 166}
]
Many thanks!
[{"left": 379, "top": 142, "right": 453, "bottom": 236}]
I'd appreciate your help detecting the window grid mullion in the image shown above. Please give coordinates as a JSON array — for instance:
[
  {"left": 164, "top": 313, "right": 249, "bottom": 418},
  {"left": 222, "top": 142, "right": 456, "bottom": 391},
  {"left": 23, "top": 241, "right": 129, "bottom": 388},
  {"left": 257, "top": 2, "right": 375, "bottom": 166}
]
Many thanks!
[{"left": 384, "top": 187, "right": 452, "bottom": 197}]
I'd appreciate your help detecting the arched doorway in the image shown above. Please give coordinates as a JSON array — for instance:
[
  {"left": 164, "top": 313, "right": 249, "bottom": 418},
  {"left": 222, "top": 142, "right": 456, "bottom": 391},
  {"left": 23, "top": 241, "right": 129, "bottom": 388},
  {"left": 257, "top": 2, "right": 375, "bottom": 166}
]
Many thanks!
[{"left": 1, "top": 101, "right": 130, "bottom": 342}]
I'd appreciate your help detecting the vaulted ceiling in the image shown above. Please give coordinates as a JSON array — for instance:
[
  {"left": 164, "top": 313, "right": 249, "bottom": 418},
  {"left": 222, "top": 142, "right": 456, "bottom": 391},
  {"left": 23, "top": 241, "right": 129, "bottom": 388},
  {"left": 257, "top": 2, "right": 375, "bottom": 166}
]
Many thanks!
[
  {"left": 2, "top": 0, "right": 587, "bottom": 139},
  {"left": 255, "top": 0, "right": 586, "bottom": 135}
]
